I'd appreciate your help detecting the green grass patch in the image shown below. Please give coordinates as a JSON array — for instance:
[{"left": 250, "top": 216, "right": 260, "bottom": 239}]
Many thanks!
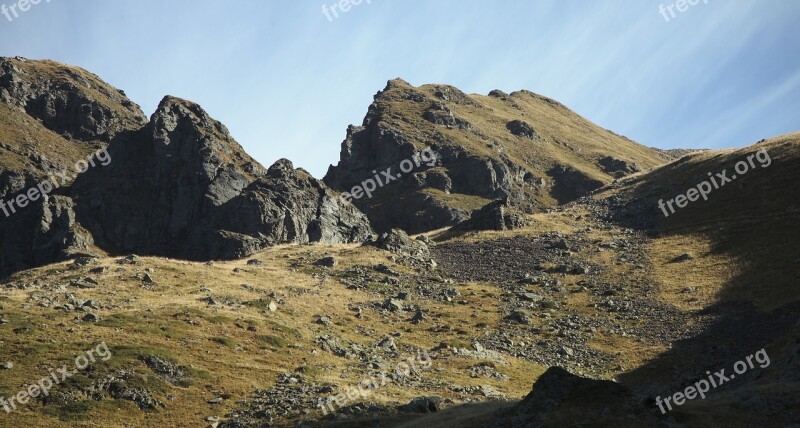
[
  {"left": 440, "top": 338, "right": 472, "bottom": 349},
  {"left": 254, "top": 335, "right": 287, "bottom": 349},
  {"left": 210, "top": 337, "right": 236, "bottom": 348},
  {"left": 264, "top": 321, "right": 301, "bottom": 338},
  {"left": 42, "top": 400, "right": 94, "bottom": 421},
  {"left": 96, "top": 313, "right": 185, "bottom": 339},
  {"left": 541, "top": 300, "right": 558, "bottom": 310},
  {"left": 295, "top": 365, "right": 323, "bottom": 378}
]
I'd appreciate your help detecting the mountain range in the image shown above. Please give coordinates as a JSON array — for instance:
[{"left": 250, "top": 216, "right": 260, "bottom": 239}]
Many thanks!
[{"left": 0, "top": 57, "right": 797, "bottom": 427}]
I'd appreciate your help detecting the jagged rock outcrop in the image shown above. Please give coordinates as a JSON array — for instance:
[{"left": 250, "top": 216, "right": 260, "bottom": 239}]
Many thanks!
[
  {"left": 0, "top": 193, "right": 93, "bottom": 275},
  {"left": 0, "top": 58, "right": 372, "bottom": 275},
  {"left": 325, "top": 79, "right": 670, "bottom": 234},
  {"left": 71, "top": 96, "right": 373, "bottom": 261}
]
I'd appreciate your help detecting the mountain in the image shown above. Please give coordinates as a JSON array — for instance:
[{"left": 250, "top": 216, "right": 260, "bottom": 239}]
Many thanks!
[
  {"left": 0, "top": 57, "right": 372, "bottom": 276},
  {"left": 324, "top": 79, "right": 671, "bottom": 233}
]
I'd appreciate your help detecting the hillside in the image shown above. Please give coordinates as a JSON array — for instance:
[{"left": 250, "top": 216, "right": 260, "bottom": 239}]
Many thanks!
[{"left": 0, "top": 58, "right": 797, "bottom": 428}]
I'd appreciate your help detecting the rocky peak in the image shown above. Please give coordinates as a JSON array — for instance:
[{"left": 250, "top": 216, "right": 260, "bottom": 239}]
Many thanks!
[
  {"left": 267, "top": 158, "right": 296, "bottom": 178},
  {"left": 0, "top": 57, "right": 147, "bottom": 142},
  {"left": 66, "top": 94, "right": 372, "bottom": 260},
  {"left": 325, "top": 80, "right": 668, "bottom": 234}
]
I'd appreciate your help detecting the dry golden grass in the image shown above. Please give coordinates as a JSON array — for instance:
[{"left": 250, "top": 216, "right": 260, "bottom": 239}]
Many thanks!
[{"left": 0, "top": 243, "right": 546, "bottom": 427}]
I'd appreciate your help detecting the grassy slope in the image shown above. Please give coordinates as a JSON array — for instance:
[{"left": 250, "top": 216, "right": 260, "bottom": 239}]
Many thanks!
[{"left": 2, "top": 134, "right": 797, "bottom": 426}]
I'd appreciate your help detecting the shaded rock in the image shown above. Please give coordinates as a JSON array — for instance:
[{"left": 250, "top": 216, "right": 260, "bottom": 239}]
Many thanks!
[
  {"left": 1, "top": 194, "right": 95, "bottom": 276},
  {"left": 119, "top": 255, "right": 140, "bottom": 265},
  {"left": 0, "top": 57, "right": 147, "bottom": 142},
  {"left": 316, "top": 256, "right": 337, "bottom": 268},
  {"left": 492, "top": 366, "right": 653, "bottom": 427},
  {"left": 71, "top": 256, "right": 97, "bottom": 267},
  {"left": 69, "top": 97, "right": 374, "bottom": 263},
  {"left": 140, "top": 355, "right": 188, "bottom": 385},
  {"left": 71, "top": 277, "right": 98, "bottom": 289},
  {"left": 410, "top": 308, "right": 425, "bottom": 324},
  {"left": 383, "top": 299, "right": 404, "bottom": 312},
  {"left": 377, "top": 336, "right": 397, "bottom": 351},
  {"left": 322, "top": 81, "right": 544, "bottom": 234},
  {"left": 518, "top": 293, "right": 543, "bottom": 303},
  {"left": 671, "top": 253, "right": 695, "bottom": 263},
  {"left": 422, "top": 104, "right": 472, "bottom": 129},
  {"left": 82, "top": 313, "right": 99, "bottom": 323},
  {"left": 399, "top": 396, "right": 441, "bottom": 413},
  {"left": 598, "top": 156, "right": 640, "bottom": 177},
  {"left": 552, "top": 239, "right": 571, "bottom": 250},
  {"left": 547, "top": 165, "right": 604, "bottom": 204},
  {"left": 505, "top": 310, "right": 532, "bottom": 325}
]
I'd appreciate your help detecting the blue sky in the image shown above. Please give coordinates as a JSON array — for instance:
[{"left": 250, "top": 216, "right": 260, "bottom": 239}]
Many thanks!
[{"left": 1, "top": 0, "right": 798, "bottom": 177}]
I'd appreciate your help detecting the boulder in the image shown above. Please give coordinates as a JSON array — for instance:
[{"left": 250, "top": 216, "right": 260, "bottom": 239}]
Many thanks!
[
  {"left": 506, "top": 120, "right": 538, "bottom": 139},
  {"left": 399, "top": 396, "right": 442, "bottom": 413},
  {"left": 598, "top": 156, "right": 640, "bottom": 177},
  {"left": 365, "top": 229, "right": 430, "bottom": 259},
  {"left": 453, "top": 199, "right": 529, "bottom": 232},
  {"left": 493, "top": 367, "right": 654, "bottom": 427}
]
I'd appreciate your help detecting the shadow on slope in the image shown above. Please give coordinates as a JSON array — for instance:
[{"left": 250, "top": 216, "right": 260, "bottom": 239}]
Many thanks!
[{"left": 602, "top": 132, "right": 800, "bottom": 425}]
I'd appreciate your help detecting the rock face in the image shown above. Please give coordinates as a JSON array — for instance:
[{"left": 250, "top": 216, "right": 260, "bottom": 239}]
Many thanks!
[
  {"left": 325, "top": 79, "right": 669, "bottom": 234},
  {"left": 70, "top": 96, "right": 373, "bottom": 261},
  {"left": 0, "top": 57, "right": 147, "bottom": 142},
  {"left": 0, "top": 58, "right": 372, "bottom": 275},
  {"left": 1, "top": 194, "right": 94, "bottom": 275}
]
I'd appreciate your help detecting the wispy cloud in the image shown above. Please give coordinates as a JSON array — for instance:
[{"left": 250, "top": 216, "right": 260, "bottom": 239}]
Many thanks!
[{"left": 0, "top": 0, "right": 797, "bottom": 175}]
